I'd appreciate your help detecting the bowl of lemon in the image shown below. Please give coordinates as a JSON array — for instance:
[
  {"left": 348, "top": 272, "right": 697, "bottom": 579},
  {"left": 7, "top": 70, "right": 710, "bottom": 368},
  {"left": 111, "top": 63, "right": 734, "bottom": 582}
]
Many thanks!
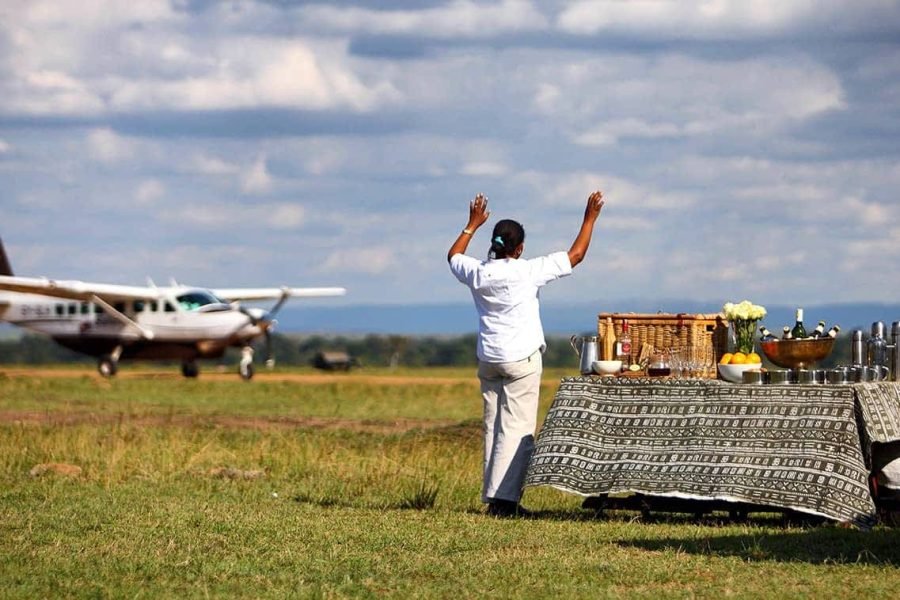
[{"left": 718, "top": 351, "right": 763, "bottom": 383}]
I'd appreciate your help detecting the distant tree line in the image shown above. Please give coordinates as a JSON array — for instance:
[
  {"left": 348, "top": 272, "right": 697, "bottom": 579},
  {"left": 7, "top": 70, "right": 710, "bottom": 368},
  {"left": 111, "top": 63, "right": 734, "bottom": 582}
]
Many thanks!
[
  {"left": 0, "top": 334, "right": 88, "bottom": 364},
  {"left": 1, "top": 332, "right": 853, "bottom": 370},
  {"left": 0, "top": 333, "right": 584, "bottom": 369}
]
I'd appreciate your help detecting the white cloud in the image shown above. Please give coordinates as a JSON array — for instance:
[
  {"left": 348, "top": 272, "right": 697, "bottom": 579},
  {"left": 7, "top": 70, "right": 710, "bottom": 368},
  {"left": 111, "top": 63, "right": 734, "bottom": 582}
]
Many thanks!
[
  {"left": 1, "top": 5, "right": 400, "bottom": 117},
  {"left": 169, "top": 202, "right": 305, "bottom": 232},
  {"left": 556, "top": 1, "right": 900, "bottom": 38},
  {"left": 299, "top": 0, "right": 548, "bottom": 38},
  {"left": 0, "top": 139, "right": 10, "bottom": 154},
  {"left": 267, "top": 204, "right": 305, "bottom": 230},
  {"left": 574, "top": 118, "right": 683, "bottom": 146},
  {"left": 524, "top": 170, "right": 696, "bottom": 212},
  {"left": 21, "top": 0, "right": 180, "bottom": 29},
  {"left": 4, "top": 69, "right": 105, "bottom": 116},
  {"left": 135, "top": 179, "right": 165, "bottom": 205},
  {"left": 105, "top": 39, "right": 399, "bottom": 113},
  {"left": 461, "top": 161, "right": 509, "bottom": 177},
  {"left": 187, "top": 153, "right": 239, "bottom": 176},
  {"left": 241, "top": 155, "right": 273, "bottom": 195},
  {"left": 86, "top": 128, "right": 136, "bottom": 163},
  {"left": 531, "top": 53, "right": 846, "bottom": 145},
  {"left": 322, "top": 247, "right": 397, "bottom": 275}
]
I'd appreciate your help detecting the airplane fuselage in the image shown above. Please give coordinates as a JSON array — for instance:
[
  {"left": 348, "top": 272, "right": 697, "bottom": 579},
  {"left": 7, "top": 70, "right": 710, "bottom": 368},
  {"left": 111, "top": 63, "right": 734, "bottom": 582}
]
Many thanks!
[{"left": 0, "top": 289, "right": 265, "bottom": 361}]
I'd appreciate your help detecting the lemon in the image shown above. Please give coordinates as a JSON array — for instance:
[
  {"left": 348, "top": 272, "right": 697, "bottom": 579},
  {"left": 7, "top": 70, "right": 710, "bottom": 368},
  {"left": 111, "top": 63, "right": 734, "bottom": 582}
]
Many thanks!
[
  {"left": 730, "top": 352, "right": 748, "bottom": 365},
  {"left": 719, "top": 353, "right": 733, "bottom": 365}
]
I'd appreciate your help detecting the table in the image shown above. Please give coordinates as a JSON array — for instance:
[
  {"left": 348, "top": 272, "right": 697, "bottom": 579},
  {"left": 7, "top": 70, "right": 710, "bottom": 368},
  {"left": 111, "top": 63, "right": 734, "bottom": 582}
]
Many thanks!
[{"left": 524, "top": 378, "right": 900, "bottom": 527}]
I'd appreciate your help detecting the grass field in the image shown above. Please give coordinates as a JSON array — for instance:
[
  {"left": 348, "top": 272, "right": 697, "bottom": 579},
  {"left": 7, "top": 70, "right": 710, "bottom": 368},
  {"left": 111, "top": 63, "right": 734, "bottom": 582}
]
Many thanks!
[{"left": 2, "top": 365, "right": 900, "bottom": 598}]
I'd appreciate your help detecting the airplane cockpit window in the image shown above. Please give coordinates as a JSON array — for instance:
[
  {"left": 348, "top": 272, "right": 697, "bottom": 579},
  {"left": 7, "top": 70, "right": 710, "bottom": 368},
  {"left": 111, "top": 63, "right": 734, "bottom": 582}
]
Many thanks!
[
  {"left": 164, "top": 302, "right": 176, "bottom": 313},
  {"left": 176, "top": 291, "right": 227, "bottom": 311}
]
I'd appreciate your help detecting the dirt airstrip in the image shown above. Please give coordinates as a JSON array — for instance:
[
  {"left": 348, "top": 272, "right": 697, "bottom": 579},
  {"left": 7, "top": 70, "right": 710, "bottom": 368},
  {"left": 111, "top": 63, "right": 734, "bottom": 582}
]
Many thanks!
[{"left": 0, "top": 366, "right": 477, "bottom": 387}]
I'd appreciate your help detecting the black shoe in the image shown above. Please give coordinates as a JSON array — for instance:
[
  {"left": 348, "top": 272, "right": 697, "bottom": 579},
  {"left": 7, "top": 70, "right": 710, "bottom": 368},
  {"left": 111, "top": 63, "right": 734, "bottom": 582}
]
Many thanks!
[{"left": 486, "top": 500, "right": 532, "bottom": 518}]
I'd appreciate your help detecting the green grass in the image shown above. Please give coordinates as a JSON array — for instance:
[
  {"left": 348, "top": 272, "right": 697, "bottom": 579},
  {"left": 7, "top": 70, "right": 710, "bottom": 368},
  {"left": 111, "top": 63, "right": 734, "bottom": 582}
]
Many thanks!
[
  {"left": 0, "top": 367, "right": 566, "bottom": 421},
  {"left": 2, "top": 366, "right": 900, "bottom": 598}
]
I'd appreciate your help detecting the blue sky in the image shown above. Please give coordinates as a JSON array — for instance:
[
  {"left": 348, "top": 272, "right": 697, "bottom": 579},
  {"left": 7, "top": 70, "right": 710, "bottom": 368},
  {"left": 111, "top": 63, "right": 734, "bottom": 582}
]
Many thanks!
[{"left": 2, "top": 1, "right": 900, "bottom": 310}]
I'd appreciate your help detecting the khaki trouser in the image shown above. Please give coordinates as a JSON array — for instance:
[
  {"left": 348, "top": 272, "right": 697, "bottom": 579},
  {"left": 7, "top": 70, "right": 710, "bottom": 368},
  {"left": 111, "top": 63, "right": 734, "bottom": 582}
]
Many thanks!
[{"left": 477, "top": 350, "right": 542, "bottom": 503}]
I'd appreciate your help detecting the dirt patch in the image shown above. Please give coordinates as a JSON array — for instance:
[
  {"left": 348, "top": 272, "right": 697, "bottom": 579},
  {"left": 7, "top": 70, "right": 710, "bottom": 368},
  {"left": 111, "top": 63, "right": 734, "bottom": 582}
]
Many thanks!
[
  {"left": 0, "top": 367, "right": 477, "bottom": 387},
  {"left": 207, "top": 467, "right": 266, "bottom": 480},
  {"left": 0, "top": 409, "right": 462, "bottom": 435},
  {"left": 29, "top": 462, "right": 82, "bottom": 478}
]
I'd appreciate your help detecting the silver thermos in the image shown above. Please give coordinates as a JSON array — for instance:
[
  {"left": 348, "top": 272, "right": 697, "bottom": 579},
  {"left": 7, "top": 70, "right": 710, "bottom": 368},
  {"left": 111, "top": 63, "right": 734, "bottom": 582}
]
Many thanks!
[
  {"left": 867, "top": 321, "right": 887, "bottom": 370},
  {"left": 851, "top": 329, "right": 865, "bottom": 366},
  {"left": 891, "top": 322, "right": 900, "bottom": 381}
]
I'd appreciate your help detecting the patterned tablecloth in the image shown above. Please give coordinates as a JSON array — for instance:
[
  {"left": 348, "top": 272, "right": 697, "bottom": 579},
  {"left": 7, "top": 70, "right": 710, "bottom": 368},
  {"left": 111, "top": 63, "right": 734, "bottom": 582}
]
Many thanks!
[{"left": 524, "top": 378, "right": 900, "bottom": 527}]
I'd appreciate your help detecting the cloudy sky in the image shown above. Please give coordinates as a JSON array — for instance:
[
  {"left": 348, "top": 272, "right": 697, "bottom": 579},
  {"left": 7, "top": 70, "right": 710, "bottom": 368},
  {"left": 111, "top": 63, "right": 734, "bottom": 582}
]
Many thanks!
[{"left": 2, "top": 0, "right": 900, "bottom": 310}]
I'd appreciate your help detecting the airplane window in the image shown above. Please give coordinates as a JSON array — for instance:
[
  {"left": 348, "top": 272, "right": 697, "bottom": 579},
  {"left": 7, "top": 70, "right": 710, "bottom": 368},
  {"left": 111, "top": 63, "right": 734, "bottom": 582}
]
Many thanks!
[
  {"left": 68, "top": 304, "right": 77, "bottom": 315},
  {"left": 114, "top": 302, "right": 126, "bottom": 313},
  {"left": 176, "top": 291, "right": 223, "bottom": 311},
  {"left": 55, "top": 304, "right": 64, "bottom": 316},
  {"left": 150, "top": 301, "right": 158, "bottom": 312},
  {"left": 96, "top": 305, "right": 105, "bottom": 314},
  {"left": 165, "top": 302, "right": 176, "bottom": 313},
  {"left": 80, "top": 303, "right": 90, "bottom": 315},
  {"left": 134, "top": 300, "right": 145, "bottom": 312}
]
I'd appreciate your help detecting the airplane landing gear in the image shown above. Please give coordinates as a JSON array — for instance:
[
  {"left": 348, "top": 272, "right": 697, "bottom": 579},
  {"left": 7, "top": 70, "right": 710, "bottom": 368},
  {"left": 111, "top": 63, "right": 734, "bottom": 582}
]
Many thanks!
[
  {"left": 98, "top": 357, "right": 118, "bottom": 377},
  {"left": 239, "top": 346, "right": 254, "bottom": 381},
  {"left": 181, "top": 360, "right": 199, "bottom": 378},
  {"left": 97, "top": 345, "right": 123, "bottom": 378}
]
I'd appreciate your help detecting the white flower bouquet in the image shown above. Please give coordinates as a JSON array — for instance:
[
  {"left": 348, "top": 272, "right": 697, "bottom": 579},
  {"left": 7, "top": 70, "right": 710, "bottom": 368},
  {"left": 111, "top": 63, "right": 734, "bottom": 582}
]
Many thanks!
[
  {"left": 722, "top": 301, "right": 767, "bottom": 322},
  {"left": 723, "top": 300, "right": 767, "bottom": 355}
]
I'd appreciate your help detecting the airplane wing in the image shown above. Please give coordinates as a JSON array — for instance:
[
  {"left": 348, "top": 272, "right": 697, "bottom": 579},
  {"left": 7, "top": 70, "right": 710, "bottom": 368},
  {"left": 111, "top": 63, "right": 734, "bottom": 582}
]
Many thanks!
[
  {"left": 0, "top": 275, "right": 163, "bottom": 302},
  {"left": 213, "top": 287, "right": 347, "bottom": 302}
]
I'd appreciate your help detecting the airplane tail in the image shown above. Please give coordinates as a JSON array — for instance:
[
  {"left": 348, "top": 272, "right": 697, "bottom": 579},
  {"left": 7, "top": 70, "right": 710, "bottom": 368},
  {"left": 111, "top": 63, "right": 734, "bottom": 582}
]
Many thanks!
[{"left": 0, "top": 237, "right": 13, "bottom": 276}]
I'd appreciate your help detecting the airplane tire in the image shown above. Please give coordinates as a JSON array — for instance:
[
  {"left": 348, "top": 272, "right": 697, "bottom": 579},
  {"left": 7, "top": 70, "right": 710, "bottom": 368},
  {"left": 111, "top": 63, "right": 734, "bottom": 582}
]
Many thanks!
[
  {"left": 181, "top": 361, "right": 199, "bottom": 378},
  {"left": 98, "top": 357, "right": 118, "bottom": 378},
  {"left": 239, "top": 362, "right": 254, "bottom": 381}
]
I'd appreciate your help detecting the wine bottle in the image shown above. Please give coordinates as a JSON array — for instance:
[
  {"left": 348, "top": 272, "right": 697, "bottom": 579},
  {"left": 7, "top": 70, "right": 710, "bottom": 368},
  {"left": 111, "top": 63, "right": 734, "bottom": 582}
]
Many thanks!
[
  {"left": 824, "top": 325, "right": 841, "bottom": 339},
  {"left": 759, "top": 326, "right": 777, "bottom": 342},
  {"left": 790, "top": 308, "right": 807, "bottom": 339},
  {"left": 809, "top": 321, "right": 826, "bottom": 338},
  {"left": 782, "top": 326, "right": 793, "bottom": 340},
  {"left": 616, "top": 320, "right": 632, "bottom": 367},
  {"left": 604, "top": 317, "right": 616, "bottom": 361}
]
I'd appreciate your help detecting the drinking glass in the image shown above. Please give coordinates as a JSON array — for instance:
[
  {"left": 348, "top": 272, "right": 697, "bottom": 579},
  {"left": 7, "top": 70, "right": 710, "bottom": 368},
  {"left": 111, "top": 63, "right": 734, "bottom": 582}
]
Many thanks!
[
  {"left": 705, "top": 347, "right": 717, "bottom": 378},
  {"left": 672, "top": 348, "right": 685, "bottom": 378}
]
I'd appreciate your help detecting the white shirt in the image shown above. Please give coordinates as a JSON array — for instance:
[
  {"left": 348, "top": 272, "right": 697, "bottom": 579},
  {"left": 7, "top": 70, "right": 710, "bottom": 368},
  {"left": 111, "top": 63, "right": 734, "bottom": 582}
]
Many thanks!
[{"left": 449, "top": 251, "right": 572, "bottom": 363}]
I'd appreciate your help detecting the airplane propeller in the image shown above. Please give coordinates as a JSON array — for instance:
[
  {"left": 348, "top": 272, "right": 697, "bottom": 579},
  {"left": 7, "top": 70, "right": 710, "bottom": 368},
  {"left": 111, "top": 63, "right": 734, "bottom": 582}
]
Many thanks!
[{"left": 236, "top": 304, "right": 280, "bottom": 368}]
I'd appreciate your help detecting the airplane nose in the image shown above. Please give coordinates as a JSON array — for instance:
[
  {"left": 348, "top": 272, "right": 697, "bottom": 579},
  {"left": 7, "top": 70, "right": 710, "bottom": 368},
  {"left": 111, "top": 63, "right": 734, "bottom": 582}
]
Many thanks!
[
  {"left": 243, "top": 307, "right": 276, "bottom": 332},
  {"left": 244, "top": 307, "right": 269, "bottom": 323}
]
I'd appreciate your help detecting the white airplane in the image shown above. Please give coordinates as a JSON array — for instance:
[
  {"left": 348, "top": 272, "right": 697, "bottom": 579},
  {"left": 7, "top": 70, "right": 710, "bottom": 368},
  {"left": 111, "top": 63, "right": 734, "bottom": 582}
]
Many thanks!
[{"left": 0, "top": 238, "right": 345, "bottom": 379}]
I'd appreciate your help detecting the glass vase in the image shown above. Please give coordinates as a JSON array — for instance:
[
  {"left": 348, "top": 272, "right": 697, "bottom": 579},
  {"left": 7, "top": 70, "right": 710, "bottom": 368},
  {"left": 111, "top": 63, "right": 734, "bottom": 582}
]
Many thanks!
[{"left": 732, "top": 319, "right": 757, "bottom": 355}]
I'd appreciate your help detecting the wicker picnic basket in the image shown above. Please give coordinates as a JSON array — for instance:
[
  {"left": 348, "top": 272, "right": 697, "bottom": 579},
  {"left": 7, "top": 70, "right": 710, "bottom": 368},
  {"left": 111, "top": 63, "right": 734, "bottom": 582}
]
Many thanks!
[{"left": 597, "top": 312, "right": 729, "bottom": 378}]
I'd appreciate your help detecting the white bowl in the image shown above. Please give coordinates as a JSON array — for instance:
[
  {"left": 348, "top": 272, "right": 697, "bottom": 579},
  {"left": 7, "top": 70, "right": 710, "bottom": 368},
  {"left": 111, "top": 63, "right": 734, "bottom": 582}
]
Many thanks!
[
  {"left": 592, "top": 360, "right": 623, "bottom": 375},
  {"left": 718, "top": 362, "right": 763, "bottom": 383}
]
